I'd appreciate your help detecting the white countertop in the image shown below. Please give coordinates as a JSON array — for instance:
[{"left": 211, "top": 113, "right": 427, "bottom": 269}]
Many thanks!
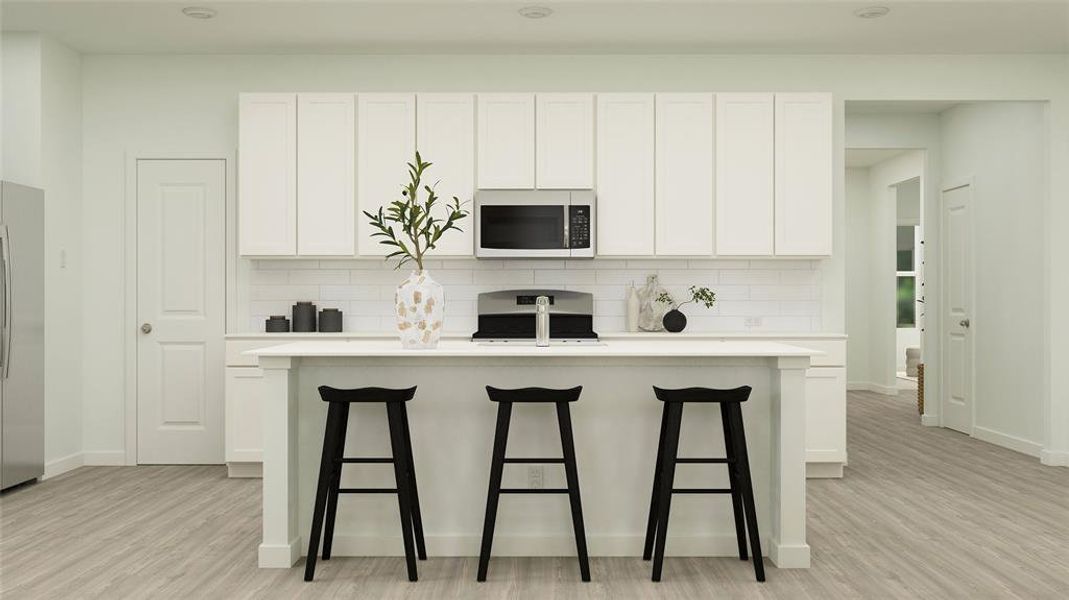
[
  {"left": 247, "top": 338, "right": 821, "bottom": 358},
  {"left": 227, "top": 331, "right": 847, "bottom": 340}
]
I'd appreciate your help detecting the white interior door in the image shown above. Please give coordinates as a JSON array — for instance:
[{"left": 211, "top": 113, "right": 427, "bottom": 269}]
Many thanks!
[
  {"left": 941, "top": 184, "right": 974, "bottom": 434},
  {"left": 137, "top": 159, "right": 226, "bottom": 464}
]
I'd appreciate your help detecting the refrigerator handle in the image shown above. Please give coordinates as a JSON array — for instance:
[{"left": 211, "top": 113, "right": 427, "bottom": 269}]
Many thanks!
[{"left": 0, "top": 224, "right": 9, "bottom": 379}]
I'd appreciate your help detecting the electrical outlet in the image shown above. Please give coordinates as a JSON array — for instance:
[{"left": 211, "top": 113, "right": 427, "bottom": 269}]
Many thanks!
[
  {"left": 527, "top": 466, "right": 544, "bottom": 489},
  {"left": 745, "top": 317, "right": 763, "bottom": 329}
]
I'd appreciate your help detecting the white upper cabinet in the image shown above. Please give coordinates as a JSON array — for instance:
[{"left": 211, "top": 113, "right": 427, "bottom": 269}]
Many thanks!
[
  {"left": 715, "top": 93, "right": 775, "bottom": 256},
  {"left": 357, "top": 94, "right": 416, "bottom": 256},
  {"left": 596, "top": 94, "right": 655, "bottom": 256},
  {"left": 417, "top": 94, "right": 475, "bottom": 256},
  {"left": 775, "top": 93, "right": 833, "bottom": 256},
  {"left": 296, "top": 94, "right": 355, "bottom": 256},
  {"left": 536, "top": 94, "right": 594, "bottom": 189},
  {"left": 477, "top": 94, "right": 535, "bottom": 189},
  {"left": 655, "top": 94, "right": 714, "bottom": 256},
  {"left": 239, "top": 93, "right": 297, "bottom": 255}
]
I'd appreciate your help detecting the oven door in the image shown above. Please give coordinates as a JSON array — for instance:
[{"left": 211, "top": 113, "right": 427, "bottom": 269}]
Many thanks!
[{"left": 476, "top": 191, "right": 571, "bottom": 258}]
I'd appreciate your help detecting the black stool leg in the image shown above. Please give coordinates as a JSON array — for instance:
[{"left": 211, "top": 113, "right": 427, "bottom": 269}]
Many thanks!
[
  {"left": 305, "top": 402, "right": 345, "bottom": 581},
  {"left": 477, "top": 401, "right": 512, "bottom": 582},
  {"left": 322, "top": 403, "right": 351, "bottom": 561},
  {"left": 398, "top": 402, "right": 427, "bottom": 560},
  {"left": 556, "top": 402, "right": 591, "bottom": 582},
  {"left": 652, "top": 402, "right": 683, "bottom": 582},
  {"left": 729, "top": 404, "right": 765, "bottom": 582},
  {"left": 720, "top": 403, "right": 748, "bottom": 561},
  {"left": 643, "top": 402, "right": 670, "bottom": 561},
  {"left": 386, "top": 403, "right": 419, "bottom": 582}
]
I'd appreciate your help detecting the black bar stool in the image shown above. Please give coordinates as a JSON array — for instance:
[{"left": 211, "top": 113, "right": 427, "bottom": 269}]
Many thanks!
[
  {"left": 642, "top": 386, "right": 764, "bottom": 582},
  {"left": 477, "top": 386, "right": 591, "bottom": 582},
  {"left": 304, "top": 386, "right": 426, "bottom": 582}
]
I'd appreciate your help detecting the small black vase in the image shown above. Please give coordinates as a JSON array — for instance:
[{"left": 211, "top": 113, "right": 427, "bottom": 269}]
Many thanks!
[{"left": 662, "top": 309, "right": 687, "bottom": 333}]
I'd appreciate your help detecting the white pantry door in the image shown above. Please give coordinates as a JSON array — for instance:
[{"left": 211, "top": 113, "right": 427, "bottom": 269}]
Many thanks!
[
  {"left": 941, "top": 184, "right": 974, "bottom": 434},
  {"left": 137, "top": 160, "right": 226, "bottom": 464}
]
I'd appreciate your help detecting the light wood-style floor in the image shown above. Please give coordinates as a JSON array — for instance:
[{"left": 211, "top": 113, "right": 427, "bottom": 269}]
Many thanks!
[{"left": 2, "top": 391, "right": 1067, "bottom": 599}]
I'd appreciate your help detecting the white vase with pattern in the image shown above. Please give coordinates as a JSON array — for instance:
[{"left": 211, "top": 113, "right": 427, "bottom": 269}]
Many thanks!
[{"left": 395, "top": 270, "right": 445, "bottom": 349}]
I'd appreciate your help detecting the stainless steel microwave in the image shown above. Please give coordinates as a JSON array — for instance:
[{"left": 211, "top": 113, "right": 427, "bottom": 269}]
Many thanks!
[{"left": 474, "top": 190, "right": 595, "bottom": 258}]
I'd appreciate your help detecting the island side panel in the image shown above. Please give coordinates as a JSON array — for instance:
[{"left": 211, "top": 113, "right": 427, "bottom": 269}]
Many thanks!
[
  {"left": 768, "top": 355, "right": 812, "bottom": 568},
  {"left": 288, "top": 357, "right": 779, "bottom": 559},
  {"left": 259, "top": 355, "right": 301, "bottom": 568}
]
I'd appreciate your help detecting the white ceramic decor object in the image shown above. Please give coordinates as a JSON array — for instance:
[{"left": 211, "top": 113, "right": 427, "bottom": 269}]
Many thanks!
[{"left": 395, "top": 271, "right": 444, "bottom": 348}]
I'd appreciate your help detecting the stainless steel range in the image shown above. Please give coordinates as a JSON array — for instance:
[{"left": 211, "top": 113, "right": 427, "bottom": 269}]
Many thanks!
[{"left": 472, "top": 289, "right": 599, "bottom": 343}]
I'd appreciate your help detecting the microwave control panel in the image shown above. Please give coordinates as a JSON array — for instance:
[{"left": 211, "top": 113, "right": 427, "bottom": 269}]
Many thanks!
[{"left": 569, "top": 205, "right": 591, "bottom": 249}]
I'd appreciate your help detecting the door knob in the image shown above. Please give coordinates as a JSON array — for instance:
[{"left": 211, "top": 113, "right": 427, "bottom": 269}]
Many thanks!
[
  {"left": 959, "top": 319, "right": 970, "bottom": 328},
  {"left": 141, "top": 323, "right": 153, "bottom": 334}
]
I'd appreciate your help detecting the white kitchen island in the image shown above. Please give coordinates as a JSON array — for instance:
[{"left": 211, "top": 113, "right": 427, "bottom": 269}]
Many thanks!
[{"left": 250, "top": 339, "right": 818, "bottom": 571}]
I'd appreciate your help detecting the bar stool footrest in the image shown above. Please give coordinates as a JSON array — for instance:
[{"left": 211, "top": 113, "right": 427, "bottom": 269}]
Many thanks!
[
  {"left": 339, "top": 457, "right": 394, "bottom": 464},
  {"left": 675, "top": 457, "right": 731, "bottom": 464},
  {"left": 338, "top": 487, "right": 400, "bottom": 494},
  {"left": 499, "top": 488, "right": 571, "bottom": 494},
  {"left": 671, "top": 488, "right": 733, "bottom": 494},
  {"left": 502, "top": 457, "right": 566, "bottom": 464}
]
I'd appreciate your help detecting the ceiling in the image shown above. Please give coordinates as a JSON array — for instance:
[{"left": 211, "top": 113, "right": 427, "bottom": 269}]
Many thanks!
[
  {"left": 3, "top": 1, "right": 1068, "bottom": 55},
  {"left": 845, "top": 148, "right": 912, "bottom": 167}
]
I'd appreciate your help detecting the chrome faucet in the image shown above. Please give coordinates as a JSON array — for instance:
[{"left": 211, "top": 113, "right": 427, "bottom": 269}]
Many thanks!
[{"left": 535, "top": 296, "right": 550, "bottom": 347}]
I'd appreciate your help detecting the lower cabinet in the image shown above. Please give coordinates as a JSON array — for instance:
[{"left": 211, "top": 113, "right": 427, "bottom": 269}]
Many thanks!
[
  {"left": 225, "top": 367, "right": 263, "bottom": 477},
  {"left": 805, "top": 366, "right": 847, "bottom": 478}
]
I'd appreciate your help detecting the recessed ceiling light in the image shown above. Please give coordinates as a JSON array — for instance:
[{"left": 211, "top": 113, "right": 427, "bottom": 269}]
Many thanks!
[
  {"left": 854, "top": 6, "right": 890, "bottom": 19},
  {"left": 181, "top": 6, "right": 217, "bottom": 20},
  {"left": 518, "top": 6, "right": 554, "bottom": 19}
]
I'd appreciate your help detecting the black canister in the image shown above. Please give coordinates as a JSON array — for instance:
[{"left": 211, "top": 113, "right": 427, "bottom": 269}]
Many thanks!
[
  {"left": 265, "top": 315, "right": 290, "bottom": 333},
  {"left": 318, "top": 308, "right": 343, "bottom": 332},
  {"left": 292, "top": 301, "right": 317, "bottom": 332}
]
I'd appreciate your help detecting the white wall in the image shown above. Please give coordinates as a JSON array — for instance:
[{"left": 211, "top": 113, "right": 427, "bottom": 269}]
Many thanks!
[
  {"left": 0, "top": 33, "right": 84, "bottom": 474},
  {"left": 845, "top": 167, "right": 872, "bottom": 386},
  {"left": 2, "top": 33, "right": 42, "bottom": 185},
  {"left": 77, "top": 53, "right": 1069, "bottom": 463},
  {"left": 940, "top": 102, "right": 1048, "bottom": 454}
]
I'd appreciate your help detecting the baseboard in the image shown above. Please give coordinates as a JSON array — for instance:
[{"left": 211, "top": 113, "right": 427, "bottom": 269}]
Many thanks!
[
  {"left": 227, "top": 462, "right": 263, "bottom": 478},
  {"left": 43, "top": 452, "right": 84, "bottom": 479},
  {"left": 806, "top": 462, "right": 844, "bottom": 479},
  {"left": 921, "top": 414, "right": 940, "bottom": 427},
  {"left": 312, "top": 534, "right": 769, "bottom": 558},
  {"left": 82, "top": 451, "right": 128, "bottom": 466},
  {"left": 259, "top": 539, "right": 301, "bottom": 568},
  {"left": 768, "top": 542, "right": 811, "bottom": 568},
  {"left": 847, "top": 382, "right": 899, "bottom": 395},
  {"left": 1040, "top": 449, "right": 1069, "bottom": 467},
  {"left": 973, "top": 426, "right": 1043, "bottom": 458}
]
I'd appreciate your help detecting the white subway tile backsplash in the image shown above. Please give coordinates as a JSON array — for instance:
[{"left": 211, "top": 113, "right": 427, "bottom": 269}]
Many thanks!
[
  {"left": 472, "top": 270, "right": 534, "bottom": 285},
  {"left": 287, "top": 269, "right": 350, "bottom": 285},
  {"left": 534, "top": 270, "right": 597, "bottom": 285},
  {"left": 245, "top": 257, "right": 824, "bottom": 334},
  {"left": 719, "top": 270, "right": 781, "bottom": 285},
  {"left": 250, "top": 284, "right": 319, "bottom": 301}
]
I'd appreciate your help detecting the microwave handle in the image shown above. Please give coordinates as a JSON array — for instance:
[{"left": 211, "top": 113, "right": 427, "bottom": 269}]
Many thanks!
[{"left": 562, "top": 206, "right": 570, "bottom": 249}]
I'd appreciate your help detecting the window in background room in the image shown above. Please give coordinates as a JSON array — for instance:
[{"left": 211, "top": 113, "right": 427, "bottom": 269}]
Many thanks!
[{"left": 896, "top": 225, "right": 918, "bottom": 327}]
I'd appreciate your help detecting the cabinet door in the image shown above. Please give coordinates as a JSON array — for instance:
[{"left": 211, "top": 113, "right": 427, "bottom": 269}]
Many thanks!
[
  {"left": 225, "top": 367, "right": 263, "bottom": 463},
  {"left": 656, "top": 94, "right": 714, "bottom": 255},
  {"left": 239, "top": 93, "right": 296, "bottom": 255},
  {"left": 297, "top": 94, "right": 355, "bottom": 256},
  {"left": 357, "top": 94, "right": 416, "bottom": 256},
  {"left": 416, "top": 94, "right": 475, "bottom": 256},
  {"left": 596, "top": 94, "right": 655, "bottom": 256},
  {"left": 536, "top": 93, "right": 594, "bottom": 189},
  {"left": 477, "top": 94, "right": 535, "bottom": 189},
  {"left": 775, "top": 93, "right": 833, "bottom": 256},
  {"left": 715, "top": 93, "right": 774, "bottom": 256},
  {"left": 805, "top": 367, "right": 846, "bottom": 464}
]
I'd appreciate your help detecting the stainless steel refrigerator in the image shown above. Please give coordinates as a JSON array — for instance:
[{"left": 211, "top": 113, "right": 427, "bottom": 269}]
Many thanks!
[{"left": 0, "top": 182, "right": 44, "bottom": 490}]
